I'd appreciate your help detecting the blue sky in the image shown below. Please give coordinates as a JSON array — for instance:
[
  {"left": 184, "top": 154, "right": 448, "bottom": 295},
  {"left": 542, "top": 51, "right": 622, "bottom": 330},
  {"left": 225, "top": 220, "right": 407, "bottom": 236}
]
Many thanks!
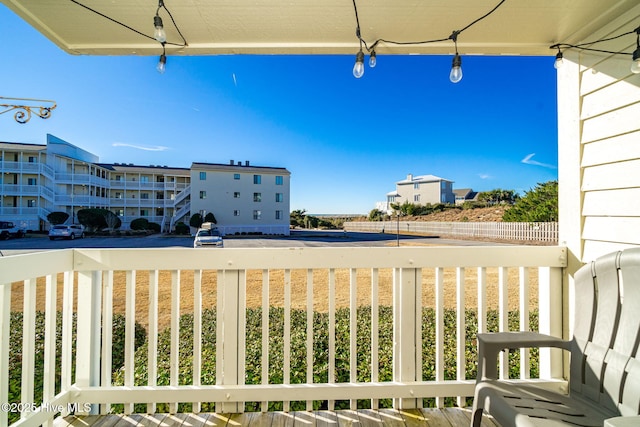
[{"left": 1, "top": 5, "right": 558, "bottom": 215}]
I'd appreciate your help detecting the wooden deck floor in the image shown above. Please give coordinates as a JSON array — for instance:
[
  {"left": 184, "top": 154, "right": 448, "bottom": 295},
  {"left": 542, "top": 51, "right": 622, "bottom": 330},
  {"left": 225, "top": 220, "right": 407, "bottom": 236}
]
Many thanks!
[{"left": 54, "top": 408, "right": 498, "bottom": 427}]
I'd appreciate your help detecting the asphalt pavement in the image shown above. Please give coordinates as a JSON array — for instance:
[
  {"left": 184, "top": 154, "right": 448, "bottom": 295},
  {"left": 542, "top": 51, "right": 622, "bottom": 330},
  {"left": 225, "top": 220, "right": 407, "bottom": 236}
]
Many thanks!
[{"left": 0, "top": 229, "right": 514, "bottom": 256}]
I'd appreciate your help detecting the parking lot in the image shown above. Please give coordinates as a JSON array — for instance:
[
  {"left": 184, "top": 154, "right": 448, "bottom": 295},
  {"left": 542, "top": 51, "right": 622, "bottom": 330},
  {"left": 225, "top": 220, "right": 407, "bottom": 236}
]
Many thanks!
[{"left": 0, "top": 229, "right": 512, "bottom": 256}]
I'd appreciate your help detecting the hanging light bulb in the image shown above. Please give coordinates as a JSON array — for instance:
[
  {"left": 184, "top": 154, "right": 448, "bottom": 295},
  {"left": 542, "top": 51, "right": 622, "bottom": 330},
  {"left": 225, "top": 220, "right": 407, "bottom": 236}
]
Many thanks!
[
  {"left": 353, "top": 50, "right": 365, "bottom": 78},
  {"left": 554, "top": 50, "right": 564, "bottom": 69},
  {"left": 632, "top": 47, "right": 640, "bottom": 74},
  {"left": 154, "top": 15, "right": 166, "bottom": 43},
  {"left": 369, "top": 50, "right": 377, "bottom": 68},
  {"left": 156, "top": 54, "right": 166, "bottom": 74},
  {"left": 449, "top": 53, "right": 462, "bottom": 83}
]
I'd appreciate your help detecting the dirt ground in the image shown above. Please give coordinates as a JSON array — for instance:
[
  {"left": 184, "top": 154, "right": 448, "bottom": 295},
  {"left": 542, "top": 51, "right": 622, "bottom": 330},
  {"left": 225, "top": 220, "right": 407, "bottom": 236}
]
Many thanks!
[{"left": 14, "top": 265, "right": 537, "bottom": 331}]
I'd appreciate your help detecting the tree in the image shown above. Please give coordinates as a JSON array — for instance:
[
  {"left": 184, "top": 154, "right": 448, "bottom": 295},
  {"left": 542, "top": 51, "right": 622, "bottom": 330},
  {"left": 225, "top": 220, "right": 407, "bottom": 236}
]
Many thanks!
[
  {"left": 189, "top": 213, "right": 204, "bottom": 229},
  {"left": 204, "top": 212, "right": 217, "bottom": 224},
  {"left": 368, "top": 209, "right": 386, "bottom": 221},
  {"left": 290, "top": 209, "right": 306, "bottom": 228},
  {"left": 47, "top": 211, "right": 69, "bottom": 225},
  {"left": 478, "top": 189, "right": 519, "bottom": 205},
  {"left": 77, "top": 208, "right": 120, "bottom": 231},
  {"left": 502, "top": 181, "right": 558, "bottom": 222}
]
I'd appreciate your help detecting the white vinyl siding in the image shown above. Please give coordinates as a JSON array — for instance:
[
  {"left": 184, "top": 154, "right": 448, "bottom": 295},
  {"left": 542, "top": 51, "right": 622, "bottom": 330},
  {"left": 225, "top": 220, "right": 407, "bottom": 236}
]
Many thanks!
[{"left": 558, "top": 4, "right": 640, "bottom": 262}]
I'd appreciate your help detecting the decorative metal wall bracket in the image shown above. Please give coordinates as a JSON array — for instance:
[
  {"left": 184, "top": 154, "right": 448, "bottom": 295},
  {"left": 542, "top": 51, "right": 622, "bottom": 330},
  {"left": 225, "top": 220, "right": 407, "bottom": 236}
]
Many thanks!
[{"left": 0, "top": 96, "right": 57, "bottom": 124}]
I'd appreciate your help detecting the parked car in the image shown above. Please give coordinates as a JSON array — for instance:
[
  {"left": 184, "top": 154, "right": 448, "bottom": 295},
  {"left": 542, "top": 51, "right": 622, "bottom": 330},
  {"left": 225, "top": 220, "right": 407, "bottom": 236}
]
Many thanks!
[
  {"left": 193, "top": 227, "right": 224, "bottom": 248},
  {"left": 49, "top": 224, "right": 85, "bottom": 240},
  {"left": 0, "top": 221, "right": 26, "bottom": 240}
]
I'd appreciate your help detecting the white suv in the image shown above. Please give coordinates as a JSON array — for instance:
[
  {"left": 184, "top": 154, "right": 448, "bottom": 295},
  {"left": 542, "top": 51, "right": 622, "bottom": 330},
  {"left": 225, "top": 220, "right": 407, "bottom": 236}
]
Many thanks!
[{"left": 49, "top": 224, "right": 85, "bottom": 240}]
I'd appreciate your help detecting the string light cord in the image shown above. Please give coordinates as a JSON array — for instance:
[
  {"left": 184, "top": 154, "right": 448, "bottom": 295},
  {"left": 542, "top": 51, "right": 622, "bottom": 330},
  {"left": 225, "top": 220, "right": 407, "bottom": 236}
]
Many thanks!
[
  {"left": 353, "top": 0, "right": 507, "bottom": 53},
  {"left": 156, "top": 0, "right": 188, "bottom": 47},
  {"left": 550, "top": 25, "right": 640, "bottom": 56},
  {"left": 69, "top": 0, "right": 187, "bottom": 47}
]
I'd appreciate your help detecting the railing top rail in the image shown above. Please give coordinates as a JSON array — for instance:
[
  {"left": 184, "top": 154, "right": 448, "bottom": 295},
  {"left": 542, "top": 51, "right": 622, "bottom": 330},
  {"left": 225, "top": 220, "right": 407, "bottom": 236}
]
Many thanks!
[
  {"left": 0, "top": 249, "right": 73, "bottom": 284},
  {"left": 66, "top": 246, "right": 567, "bottom": 272}
]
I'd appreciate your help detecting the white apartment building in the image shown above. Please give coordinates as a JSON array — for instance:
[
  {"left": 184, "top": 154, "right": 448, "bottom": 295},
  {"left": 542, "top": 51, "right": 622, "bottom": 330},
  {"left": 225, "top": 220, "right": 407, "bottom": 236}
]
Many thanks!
[
  {"left": 191, "top": 161, "right": 291, "bottom": 236},
  {"left": 380, "top": 173, "right": 455, "bottom": 213},
  {"left": 0, "top": 134, "right": 291, "bottom": 234}
]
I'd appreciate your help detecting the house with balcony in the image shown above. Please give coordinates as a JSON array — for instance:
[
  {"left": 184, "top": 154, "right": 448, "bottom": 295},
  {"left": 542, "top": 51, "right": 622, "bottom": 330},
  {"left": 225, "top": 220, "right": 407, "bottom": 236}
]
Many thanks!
[
  {"left": 1, "top": 1, "right": 640, "bottom": 426},
  {"left": 380, "top": 174, "right": 455, "bottom": 214}
]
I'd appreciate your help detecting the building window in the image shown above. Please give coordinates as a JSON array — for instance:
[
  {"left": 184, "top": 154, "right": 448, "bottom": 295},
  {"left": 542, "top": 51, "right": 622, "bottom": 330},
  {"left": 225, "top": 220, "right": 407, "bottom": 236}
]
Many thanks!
[
  {"left": 253, "top": 192, "right": 262, "bottom": 202},
  {"left": 140, "top": 176, "right": 149, "bottom": 183},
  {"left": 276, "top": 193, "right": 283, "bottom": 202},
  {"left": 234, "top": 192, "right": 240, "bottom": 198},
  {"left": 414, "top": 194, "right": 420, "bottom": 202},
  {"left": 141, "top": 193, "right": 149, "bottom": 199},
  {"left": 140, "top": 210, "right": 148, "bottom": 217},
  {"left": 276, "top": 210, "right": 282, "bottom": 220},
  {"left": 115, "top": 175, "right": 122, "bottom": 181},
  {"left": 234, "top": 173, "right": 240, "bottom": 180},
  {"left": 28, "top": 178, "right": 37, "bottom": 185},
  {"left": 276, "top": 176, "right": 283, "bottom": 185},
  {"left": 414, "top": 183, "right": 420, "bottom": 189},
  {"left": 234, "top": 210, "right": 240, "bottom": 216},
  {"left": 253, "top": 210, "right": 261, "bottom": 220},
  {"left": 388, "top": 195, "right": 396, "bottom": 202},
  {"left": 115, "top": 192, "right": 122, "bottom": 199},
  {"left": 28, "top": 199, "right": 36, "bottom": 207},
  {"left": 200, "top": 191, "right": 206, "bottom": 199},
  {"left": 253, "top": 175, "right": 261, "bottom": 184},
  {"left": 199, "top": 171, "right": 206, "bottom": 180},
  {"left": 117, "top": 209, "right": 124, "bottom": 217},
  {"left": 28, "top": 156, "right": 37, "bottom": 163}
]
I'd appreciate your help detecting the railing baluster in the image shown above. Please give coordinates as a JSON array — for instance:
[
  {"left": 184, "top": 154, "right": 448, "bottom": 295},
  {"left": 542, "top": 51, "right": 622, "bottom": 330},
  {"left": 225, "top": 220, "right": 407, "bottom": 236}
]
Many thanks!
[
  {"left": 261, "top": 270, "right": 269, "bottom": 412},
  {"left": 394, "top": 267, "right": 418, "bottom": 409},
  {"left": 477, "top": 267, "right": 487, "bottom": 334},
  {"left": 21, "top": 279, "right": 36, "bottom": 419},
  {"left": 371, "top": 268, "right": 379, "bottom": 410},
  {"left": 498, "top": 267, "right": 509, "bottom": 379},
  {"left": 193, "top": 270, "right": 202, "bottom": 413},
  {"left": 42, "top": 275, "right": 56, "bottom": 427},
  {"left": 0, "top": 283, "right": 10, "bottom": 427},
  {"left": 519, "top": 267, "right": 531, "bottom": 379},
  {"left": 306, "top": 269, "right": 313, "bottom": 412},
  {"left": 238, "top": 269, "right": 247, "bottom": 412},
  {"left": 283, "top": 269, "right": 291, "bottom": 412},
  {"left": 76, "top": 270, "right": 102, "bottom": 415},
  {"left": 100, "top": 271, "right": 113, "bottom": 415},
  {"left": 124, "top": 270, "right": 136, "bottom": 415},
  {"left": 456, "top": 267, "right": 466, "bottom": 407},
  {"left": 538, "top": 266, "right": 563, "bottom": 380},
  {"left": 61, "top": 271, "right": 74, "bottom": 417},
  {"left": 435, "top": 267, "right": 444, "bottom": 409},
  {"left": 148, "top": 270, "right": 159, "bottom": 414},
  {"left": 349, "top": 268, "right": 357, "bottom": 410},
  {"left": 170, "top": 270, "right": 180, "bottom": 414},
  {"left": 415, "top": 268, "right": 423, "bottom": 409},
  {"left": 328, "top": 268, "right": 335, "bottom": 411}
]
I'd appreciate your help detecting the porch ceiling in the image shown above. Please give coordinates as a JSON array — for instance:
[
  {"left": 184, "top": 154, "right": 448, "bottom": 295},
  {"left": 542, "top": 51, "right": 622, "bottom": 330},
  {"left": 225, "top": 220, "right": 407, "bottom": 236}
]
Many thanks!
[{"left": 2, "top": 0, "right": 638, "bottom": 57}]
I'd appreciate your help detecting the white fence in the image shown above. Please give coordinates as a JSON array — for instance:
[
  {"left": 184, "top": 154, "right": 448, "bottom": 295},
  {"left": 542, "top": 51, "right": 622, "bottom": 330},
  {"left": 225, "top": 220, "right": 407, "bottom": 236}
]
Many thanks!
[
  {"left": 344, "top": 221, "right": 558, "bottom": 243},
  {"left": 0, "top": 246, "right": 567, "bottom": 427}
]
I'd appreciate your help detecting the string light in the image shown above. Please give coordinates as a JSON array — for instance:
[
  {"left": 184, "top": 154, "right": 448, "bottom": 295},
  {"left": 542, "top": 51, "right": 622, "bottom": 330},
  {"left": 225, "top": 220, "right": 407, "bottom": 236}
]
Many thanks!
[
  {"left": 350, "top": 0, "right": 507, "bottom": 82},
  {"left": 369, "top": 50, "right": 377, "bottom": 68},
  {"left": 157, "top": 45, "right": 167, "bottom": 74},
  {"left": 353, "top": 50, "right": 365, "bottom": 78},
  {"left": 550, "top": 25, "right": 640, "bottom": 73},
  {"left": 153, "top": 15, "right": 167, "bottom": 43},
  {"left": 554, "top": 48, "right": 563, "bottom": 69}
]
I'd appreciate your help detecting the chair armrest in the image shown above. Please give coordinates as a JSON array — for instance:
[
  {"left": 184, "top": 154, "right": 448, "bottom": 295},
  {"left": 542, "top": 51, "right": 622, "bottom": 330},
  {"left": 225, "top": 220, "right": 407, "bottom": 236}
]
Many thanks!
[{"left": 477, "top": 331, "right": 570, "bottom": 381}]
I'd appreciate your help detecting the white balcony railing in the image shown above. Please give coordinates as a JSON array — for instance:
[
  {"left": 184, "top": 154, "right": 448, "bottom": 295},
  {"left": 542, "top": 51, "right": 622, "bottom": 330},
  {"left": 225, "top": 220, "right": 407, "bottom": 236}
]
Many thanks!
[{"left": 0, "top": 246, "right": 568, "bottom": 427}]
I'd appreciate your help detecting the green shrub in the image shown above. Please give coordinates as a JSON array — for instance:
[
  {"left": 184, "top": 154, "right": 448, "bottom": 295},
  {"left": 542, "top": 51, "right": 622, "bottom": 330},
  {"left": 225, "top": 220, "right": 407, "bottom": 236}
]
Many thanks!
[
  {"left": 148, "top": 222, "right": 161, "bottom": 233},
  {"left": 111, "top": 307, "right": 538, "bottom": 413},
  {"left": 130, "top": 218, "right": 149, "bottom": 231},
  {"left": 174, "top": 222, "right": 190, "bottom": 235},
  {"left": 8, "top": 312, "right": 146, "bottom": 424}
]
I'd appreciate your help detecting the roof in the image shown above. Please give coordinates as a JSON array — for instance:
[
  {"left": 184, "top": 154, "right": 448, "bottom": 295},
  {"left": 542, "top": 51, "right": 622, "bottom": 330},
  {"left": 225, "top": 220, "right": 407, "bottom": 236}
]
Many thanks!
[
  {"left": 95, "top": 163, "right": 190, "bottom": 174},
  {"left": 397, "top": 174, "right": 452, "bottom": 185},
  {"left": 3, "top": 0, "right": 637, "bottom": 56},
  {"left": 0, "top": 141, "right": 47, "bottom": 151},
  {"left": 454, "top": 188, "right": 479, "bottom": 199},
  {"left": 191, "top": 162, "right": 290, "bottom": 174}
]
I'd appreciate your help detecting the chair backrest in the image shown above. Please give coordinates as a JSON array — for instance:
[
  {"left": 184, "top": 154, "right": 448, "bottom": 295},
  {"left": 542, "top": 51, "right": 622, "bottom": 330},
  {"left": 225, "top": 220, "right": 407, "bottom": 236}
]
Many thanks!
[{"left": 569, "top": 248, "right": 640, "bottom": 416}]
